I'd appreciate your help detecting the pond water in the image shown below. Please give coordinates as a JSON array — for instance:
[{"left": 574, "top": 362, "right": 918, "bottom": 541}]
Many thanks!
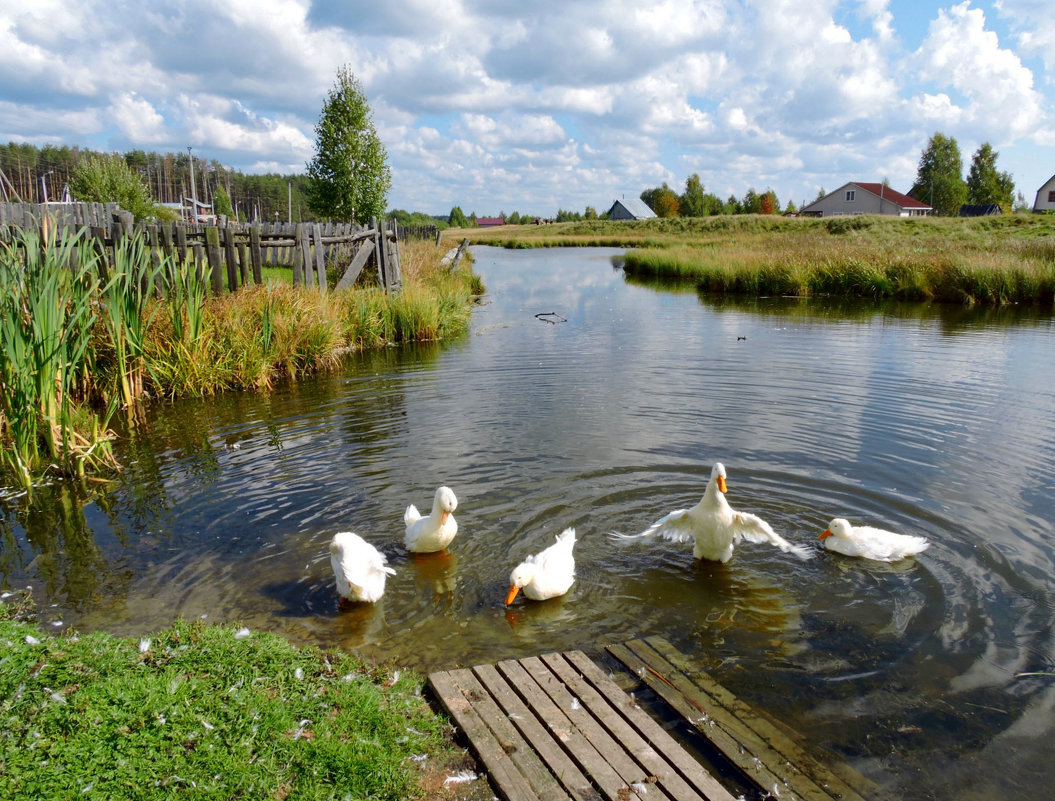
[{"left": 4, "top": 246, "right": 1055, "bottom": 800}]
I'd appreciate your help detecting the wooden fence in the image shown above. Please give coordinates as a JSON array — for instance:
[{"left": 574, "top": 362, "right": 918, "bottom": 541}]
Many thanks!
[{"left": 0, "top": 202, "right": 424, "bottom": 295}]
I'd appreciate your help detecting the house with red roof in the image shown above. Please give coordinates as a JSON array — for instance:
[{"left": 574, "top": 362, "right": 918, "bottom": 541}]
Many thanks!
[
  {"left": 476, "top": 216, "right": 505, "bottom": 227},
  {"left": 799, "top": 182, "right": 932, "bottom": 217}
]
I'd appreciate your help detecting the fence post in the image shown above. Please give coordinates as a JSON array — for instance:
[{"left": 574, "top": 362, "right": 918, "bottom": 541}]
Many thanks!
[
  {"left": 249, "top": 224, "right": 263, "bottom": 285},
  {"left": 293, "top": 223, "right": 307, "bottom": 287},
  {"left": 312, "top": 222, "right": 327, "bottom": 292},
  {"left": 222, "top": 224, "right": 239, "bottom": 291},
  {"left": 204, "top": 225, "right": 223, "bottom": 294}
]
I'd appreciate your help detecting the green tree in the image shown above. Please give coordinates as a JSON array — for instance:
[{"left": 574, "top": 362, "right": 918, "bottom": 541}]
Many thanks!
[
  {"left": 584, "top": 206, "right": 598, "bottom": 220},
  {"left": 448, "top": 206, "right": 469, "bottom": 227},
  {"left": 966, "top": 142, "right": 1015, "bottom": 212},
  {"left": 213, "top": 185, "right": 234, "bottom": 218},
  {"left": 306, "top": 65, "right": 391, "bottom": 224},
  {"left": 741, "top": 188, "right": 761, "bottom": 214},
  {"left": 641, "top": 183, "right": 679, "bottom": 217},
  {"left": 909, "top": 132, "right": 967, "bottom": 216},
  {"left": 68, "top": 153, "right": 157, "bottom": 219},
  {"left": 679, "top": 173, "right": 706, "bottom": 217}
]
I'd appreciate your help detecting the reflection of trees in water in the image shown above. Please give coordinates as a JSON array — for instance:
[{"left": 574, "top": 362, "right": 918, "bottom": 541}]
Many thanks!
[{"left": 0, "top": 481, "right": 127, "bottom": 611}]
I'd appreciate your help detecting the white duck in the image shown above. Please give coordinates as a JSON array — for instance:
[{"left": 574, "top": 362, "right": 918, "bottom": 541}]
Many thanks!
[
  {"left": 820, "top": 518, "right": 930, "bottom": 562},
  {"left": 404, "top": 486, "right": 459, "bottom": 553},
  {"left": 506, "top": 528, "right": 577, "bottom": 605},
  {"left": 612, "top": 462, "right": 811, "bottom": 563},
  {"left": 329, "top": 531, "right": 396, "bottom": 604}
]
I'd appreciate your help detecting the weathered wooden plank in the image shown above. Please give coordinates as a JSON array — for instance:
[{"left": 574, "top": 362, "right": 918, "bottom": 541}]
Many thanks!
[
  {"left": 334, "top": 240, "right": 374, "bottom": 291},
  {"left": 204, "top": 225, "right": 223, "bottom": 294},
  {"left": 222, "top": 225, "right": 239, "bottom": 291},
  {"left": 312, "top": 222, "right": 327, "bottom": 293},
  {"left": 473, "top": 664, "right": 601, "bottom": 801},
  {"left": 512, "top": 657, "right": 665, "bottom": 801},
  {"left": 447, "top": 669, "right": 572, "bottom": 801},
  {"left": 429, "top": 670, "right": 541, "bottom": 801},
  {"left": 607, "top": 642, "right": 798, "bottom": 800},
  {"left": 561, "top": 651, "right": 737, "bottom": 801},
  {"left": 613, "top": 640, "right": 855, "bottom": 801},
  {"left": 641, "top": 637, "right": 879, "bottom": 801},
  {"left": 496, "top": 659, "right": 646, "bottom": 801},
  {"left": 540, "top": 652, "right": 714, "bottom": 801},
  {"left": 248, "top": 224, "right": 263, "bottom": 285}
]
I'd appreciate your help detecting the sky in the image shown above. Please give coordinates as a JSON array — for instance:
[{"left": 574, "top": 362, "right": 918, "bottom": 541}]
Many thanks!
[{"left": 1, "top": 0, "right": 1052, "bottom": 216}]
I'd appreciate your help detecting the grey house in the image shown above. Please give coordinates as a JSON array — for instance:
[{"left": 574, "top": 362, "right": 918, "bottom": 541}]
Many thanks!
[
  {"left": 799, "top": 182, "right": 931, "bottom": 217},
  {"left": 607, "top": 197, "right": 656, "bottom": 220}
]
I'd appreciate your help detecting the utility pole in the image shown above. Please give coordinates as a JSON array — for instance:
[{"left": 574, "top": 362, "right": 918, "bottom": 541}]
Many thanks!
[
  {"left": 288, "top": 180, "right": 292, "bottom": 224},
  {"left": 40, "top": 170, "right": 53, "bottom": 203},
  {"left": 187, "top": 146, "right": 197, "bottom": 221}
]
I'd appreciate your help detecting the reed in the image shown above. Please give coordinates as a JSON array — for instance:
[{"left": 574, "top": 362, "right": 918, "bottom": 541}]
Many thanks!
[{"left": 0, "top": 227, "right": 117, "bottom": 489}]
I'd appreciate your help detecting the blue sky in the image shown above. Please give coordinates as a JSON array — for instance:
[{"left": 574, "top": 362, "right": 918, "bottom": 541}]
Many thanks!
[{"left": 1, "top": 0, "right": 1052, "bottom": 215}]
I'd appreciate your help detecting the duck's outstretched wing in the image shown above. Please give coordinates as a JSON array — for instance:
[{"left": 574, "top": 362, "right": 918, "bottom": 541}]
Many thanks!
[
  {"left": 403, "top": 504, "right": 421, "bottom": 527},
  {"left": 734, "top": 512, "right": 813, "bottom": 560},
  {"left": 611, "top": 508, "right": 694, "bottom": 544}
]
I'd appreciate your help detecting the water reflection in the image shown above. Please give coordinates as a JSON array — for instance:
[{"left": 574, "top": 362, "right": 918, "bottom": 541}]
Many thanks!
[{"left": 2, "top": 246, "right": 1055, "bottom": 801}]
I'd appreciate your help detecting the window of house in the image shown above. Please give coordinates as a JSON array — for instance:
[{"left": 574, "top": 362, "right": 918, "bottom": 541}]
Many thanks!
[
  {"left": 1048, "top": 190, "right": 1055, "bottom": 203},
  {"left": 845, "top": 190, "right": 856, "bottom": 201}
]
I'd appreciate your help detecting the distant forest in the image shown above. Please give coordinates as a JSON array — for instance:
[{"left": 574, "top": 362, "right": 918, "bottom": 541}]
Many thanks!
[{"left": 0, "top": 141, "right": 321, "bottom": 222}]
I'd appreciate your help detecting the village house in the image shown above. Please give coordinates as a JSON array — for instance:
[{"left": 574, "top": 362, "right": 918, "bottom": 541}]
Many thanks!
[
  {"left": 607, "top": 198, "right": 657, "bottom": 221},
  {"left": 799, "top": 182, "right": 931, "bottom": 217},
  {"left": 1033, "top": 174, "right": 1055, "bottom": 213}
]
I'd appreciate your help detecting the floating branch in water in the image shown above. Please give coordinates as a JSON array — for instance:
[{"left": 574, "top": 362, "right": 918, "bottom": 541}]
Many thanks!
[{"left": 535, "top": 311, "right": 567, "bottom": 324}]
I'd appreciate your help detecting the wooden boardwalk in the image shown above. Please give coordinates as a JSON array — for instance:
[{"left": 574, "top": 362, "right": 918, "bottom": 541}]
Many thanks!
[{"left": 428, "top": 636, "right": 881, "bottom": 801}]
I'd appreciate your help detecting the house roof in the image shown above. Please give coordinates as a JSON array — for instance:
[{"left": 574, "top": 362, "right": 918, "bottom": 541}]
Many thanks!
[
  {"left": 476, "top": 216, "right": 505, "bottom": 226},
  {"left": 608, "top": 197, "right": 656, "bottom": 219},
  {"left": 851, "top": 182, "right": 931, "bottom": 209},
  {"left": 801, "top": 182, "right": 931, "bottom": 212}
]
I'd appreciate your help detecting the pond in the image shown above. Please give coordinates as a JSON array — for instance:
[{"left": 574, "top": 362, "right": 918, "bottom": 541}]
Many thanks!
[{"left": 4, "top": 246, "right": 1055, "bottom": 800}]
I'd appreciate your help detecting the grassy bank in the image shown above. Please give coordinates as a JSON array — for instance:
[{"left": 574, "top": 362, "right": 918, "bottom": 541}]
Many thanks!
[
  {"left": 0, "top": 232, "right": 481, "bottom": 489},
  {"left": 449, "top": 214, "right": 1055, "bottom": 305},
  {"left": 0, "top": 593, "right": 483, "bottom": 801}
]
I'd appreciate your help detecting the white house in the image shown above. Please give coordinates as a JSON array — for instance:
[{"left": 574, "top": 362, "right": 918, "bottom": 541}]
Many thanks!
[
  {"left": 607, "top": 197, "right": 656, "bottom": 220},
  {"left": 799, "top": 182, "right": 931, "bottom": 217},
  {"left": 1033, "top": 174, "right": 1055, "bottom": 213}
]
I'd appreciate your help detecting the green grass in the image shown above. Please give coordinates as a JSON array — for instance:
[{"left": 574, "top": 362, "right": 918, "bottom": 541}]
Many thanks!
[
  {"left": 450, "top": 214, "right": 1055, "bottom": 305},
  {"left": 0, "top": 593, "right": 469, "bottom": 801}
]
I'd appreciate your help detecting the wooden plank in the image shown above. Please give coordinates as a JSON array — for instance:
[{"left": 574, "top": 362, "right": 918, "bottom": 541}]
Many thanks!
[
  {"left": 312, "top": 222, "right": 327, "bottom": 292},
  {"left": 608, "top": 642, "right": 801, "bottom": 800},
  {"left": 473, "top": 664, "right": 601, "bottom": 801},
  {"left": 540, "top": 652, "right": 718, "bottom": 801},
  {"left": 613, "top": 640, "right": 861, "bottom": 801},
  {"left": 447, "top": 669, "right": 572, "bottom": 801},
  {"left": 561, "top": 651, "right": 737, "bottom": 801},
  {"left": 642, "top": 637, "right": 878, "bottom": 801},
  {"left": 204, "top": 225, "right": 223, "bottom": 294},
  {"left": 428, "top": 670, "right": 541, "bottom": 801},
  {"left": 222, "top": 225, "right": 239, "bottom": 291},
  {"left": 334, "top": 240, "right": 374, "bottom": 291},
  {"left": 248, "top": 224, "right": 262, "bottom": 285},
  {"left": 496, "top": 659, "right": 647, "bottom": 801},
  {"left": 511, "top": 657, "right": 667, "bottom": 801}
]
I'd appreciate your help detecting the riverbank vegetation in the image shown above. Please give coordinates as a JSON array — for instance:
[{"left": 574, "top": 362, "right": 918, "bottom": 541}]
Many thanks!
[
  {"left": 0, "top": 228, "right": 480, "bottom": 490},
  {"left": 449, "top": 213, "right": 1055, "bottom": 305},
  {"left": 0, "top": 592, "right": 481, "bottom": 800}
]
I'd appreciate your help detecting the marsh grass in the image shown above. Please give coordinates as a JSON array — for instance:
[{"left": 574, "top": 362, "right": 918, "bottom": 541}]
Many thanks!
[
  {"left": 454, "top": 214, "right": 1055, "bottom": 305},
  {"left": 0, "top": 595, "right": 473, "bottom": 801},
  {"left": 1, "top": 232, "right": 481, "bottom": 486}
]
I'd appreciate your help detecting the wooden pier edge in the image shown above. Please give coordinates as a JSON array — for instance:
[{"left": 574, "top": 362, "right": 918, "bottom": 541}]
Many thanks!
[
  {"left": 428, "top": 649, "right": 738, "bottom": 801},
  {"left": 605, "top": 636, "right": 884, "bottom": 801}
]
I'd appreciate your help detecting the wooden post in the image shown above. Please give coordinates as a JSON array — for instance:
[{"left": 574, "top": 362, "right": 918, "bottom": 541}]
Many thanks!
[
  {"left": 371, "top": 215, "right": 385, "bottom": 290},
  {"left": 204, "top": 225, "right": 223, "bottom": 294},
  {"left": 386, "top": 219, "right": 402, "bottom": 291},
  {"left": 249, "top": 224, "right": 263, "bottom": 285},
  {"left": 312, "top": 222, "right": 327, "bottom": 292},
  {"left": 175, "top": 221, "right": 188, "bottom": 266},
  {"left": 293, "top": 223, "right": 307, "bottom": 287},
  {"left": 222, "top": 224, "right": 238, "bottom": 291}
]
